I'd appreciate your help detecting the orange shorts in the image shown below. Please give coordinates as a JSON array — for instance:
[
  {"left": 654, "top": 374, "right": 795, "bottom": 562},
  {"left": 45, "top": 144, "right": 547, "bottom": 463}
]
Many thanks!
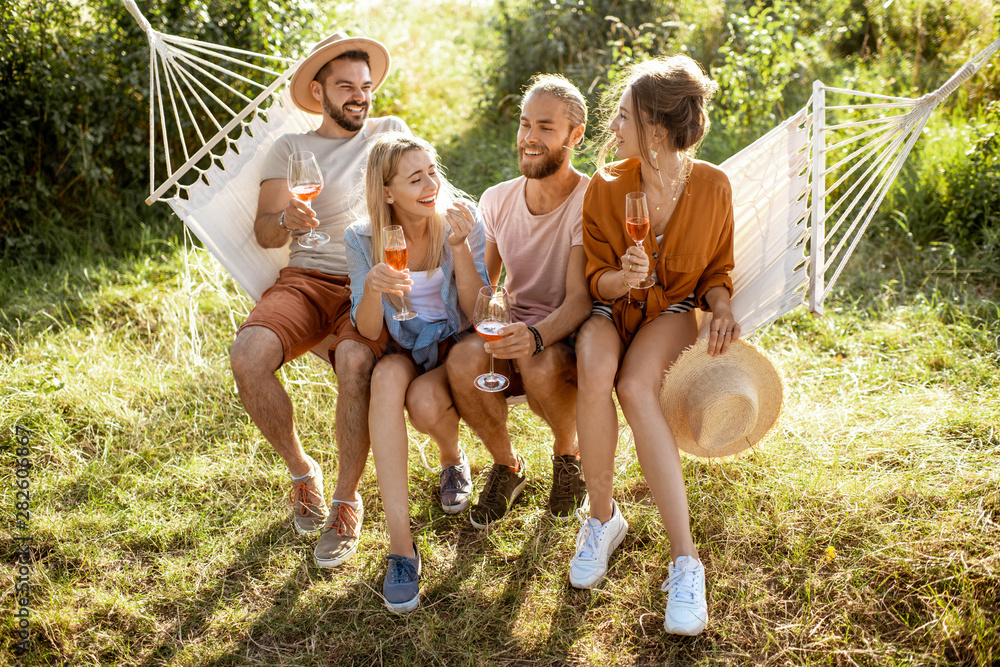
[{"left": 238, "top": 266, "right": 390, "bottom": 366}]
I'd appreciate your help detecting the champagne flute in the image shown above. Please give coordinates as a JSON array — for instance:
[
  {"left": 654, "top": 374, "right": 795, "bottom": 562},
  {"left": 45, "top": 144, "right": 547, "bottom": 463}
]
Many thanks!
[
  {"left": 287, "top": 151, "right": 329, "bottom": 248},
  {"left": 473, "top": 285, "right": 510, "bottom": 392},
  {"left": 383, "top": 225, "right": 418, "bottom": 321},
  {"left": 624, "top": 191, "right": 655, "bottom": 289}
]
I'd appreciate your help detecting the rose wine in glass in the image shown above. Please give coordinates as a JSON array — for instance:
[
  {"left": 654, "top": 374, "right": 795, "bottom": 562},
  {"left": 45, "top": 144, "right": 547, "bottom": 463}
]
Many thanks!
[
  {"left": 624, "top": 191, "right": 654, "bottom": 288},
  {"left": 473, "top": 285, "right": 510, "bottom": 392},
  {"left": 287, "top": 151, "right": 329, "bottom": 248},
  {"left": 383, "top": 225, "right": 418, "bottom": 321}
]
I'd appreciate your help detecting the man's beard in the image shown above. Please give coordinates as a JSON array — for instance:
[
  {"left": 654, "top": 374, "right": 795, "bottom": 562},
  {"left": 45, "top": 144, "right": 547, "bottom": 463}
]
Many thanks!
[
  {"left": 322, "top": 94, "right": 368, "bottom": 132},
  {"left": 518, "top": 134, "right": 571, "bottom": 180}
]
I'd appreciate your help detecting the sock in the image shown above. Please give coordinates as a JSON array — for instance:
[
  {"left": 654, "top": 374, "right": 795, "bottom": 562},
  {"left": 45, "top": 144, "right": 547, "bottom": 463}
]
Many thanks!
[
  {"left": 333, "top": 498, "right": 362, "bottom": 511},
  {"left": 508, "top": 459, "right": 521, "bottom": 473}
]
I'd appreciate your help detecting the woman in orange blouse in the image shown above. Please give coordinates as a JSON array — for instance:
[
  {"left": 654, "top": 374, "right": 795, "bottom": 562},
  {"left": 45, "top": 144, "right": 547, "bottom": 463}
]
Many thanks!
[{"left": 568, "top": 56, "right": 740, "bottom": 637}]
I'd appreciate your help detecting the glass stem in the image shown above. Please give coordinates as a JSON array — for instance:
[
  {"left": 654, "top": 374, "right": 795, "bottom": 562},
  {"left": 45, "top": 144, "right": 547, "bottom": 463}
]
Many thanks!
[{"left": 488, "top": 353, "right": 495, "bottom": 377}]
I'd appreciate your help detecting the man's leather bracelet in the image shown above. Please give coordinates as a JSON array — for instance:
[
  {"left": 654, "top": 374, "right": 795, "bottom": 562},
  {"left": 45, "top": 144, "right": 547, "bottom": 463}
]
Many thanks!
[
  {"left": 278, "top": 211, "right": 292, "bottom": 232},
  {"left": 527, "top": 325, "right": 544, "bottom": 356}
]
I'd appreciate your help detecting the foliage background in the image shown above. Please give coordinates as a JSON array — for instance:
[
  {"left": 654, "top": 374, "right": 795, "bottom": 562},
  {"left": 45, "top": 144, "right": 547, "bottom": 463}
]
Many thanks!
[{"left": 2, "top": 0, "right": 998, "bottom": 269}]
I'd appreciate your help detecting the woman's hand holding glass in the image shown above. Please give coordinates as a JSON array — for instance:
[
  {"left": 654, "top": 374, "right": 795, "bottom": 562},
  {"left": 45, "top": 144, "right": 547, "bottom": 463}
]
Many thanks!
[
  {"left": 377, "top": 225, "right": 417, "bottom": 321},
  {"left": 367, "top": 262, "right": 413, "bottom": 296},
  {"left": 368, "top": 241, "right": 413, "bottom": 318},
  {"left": 623, "top": 191, "right": 655, "bottom": 288},
  {"left": 620, "top": 245, "right": 651, "bottom": 292}
]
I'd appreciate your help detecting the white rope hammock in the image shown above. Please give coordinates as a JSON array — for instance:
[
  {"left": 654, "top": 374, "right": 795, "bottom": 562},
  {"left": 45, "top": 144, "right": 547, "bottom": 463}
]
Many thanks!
[{"left": 122, "top": 0, "right": 1000, "bottom": 332}]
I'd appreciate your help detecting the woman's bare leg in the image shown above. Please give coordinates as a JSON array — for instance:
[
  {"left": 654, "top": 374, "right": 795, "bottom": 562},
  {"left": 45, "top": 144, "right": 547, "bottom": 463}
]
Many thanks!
[
  {"left": 575, "top": 315, "right": 625, "bottom": 523},
  {"left": 368, "top": 353, "right": 419, "bottom": 558},
  {"left": 615, "top": 310, "right": 699, "bottom": 561},
  {"left": 406, "top": 364, "right": 461, "bottom": 467}
]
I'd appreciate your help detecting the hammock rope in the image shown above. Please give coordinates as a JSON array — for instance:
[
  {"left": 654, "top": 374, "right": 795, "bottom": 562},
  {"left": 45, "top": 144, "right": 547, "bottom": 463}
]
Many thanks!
[
  {"left": 120, "top": 0, "right": 999, "bottom": 333},
  {"left": 805, "top": 32, "right": 998, "bottom": 316}
]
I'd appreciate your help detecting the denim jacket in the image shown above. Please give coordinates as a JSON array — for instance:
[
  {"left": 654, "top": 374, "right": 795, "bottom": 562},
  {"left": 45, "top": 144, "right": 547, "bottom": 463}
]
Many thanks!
[{"left": 344, "top": 207, "right": 489, "bottom": 370}]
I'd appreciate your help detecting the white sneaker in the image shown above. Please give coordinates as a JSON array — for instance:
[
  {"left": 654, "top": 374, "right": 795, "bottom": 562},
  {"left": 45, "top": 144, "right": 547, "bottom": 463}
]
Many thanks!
[
  {"left": 661, "top": 555, "right": 708, "bottom": 635},
  {"left": 568, "top": 500, "right": 628, "bottom": 589}
]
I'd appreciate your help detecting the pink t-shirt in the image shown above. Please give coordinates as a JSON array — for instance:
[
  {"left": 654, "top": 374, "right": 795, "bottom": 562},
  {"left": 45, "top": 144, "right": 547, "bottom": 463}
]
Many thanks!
[{"left": 480, "top": 174, "right": 589, "bottom": 325}]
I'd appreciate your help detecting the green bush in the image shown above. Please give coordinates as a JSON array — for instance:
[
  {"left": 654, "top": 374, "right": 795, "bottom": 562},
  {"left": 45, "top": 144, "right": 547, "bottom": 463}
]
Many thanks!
[
  {"left": 924, "top": 101, "right": 1000, "bottom": 247},
  {"left": 487, "top": 0, "right": 670, "bottom": 118},
  {"left": 0, "top": 0, "right": 322, "bottom": 264}
]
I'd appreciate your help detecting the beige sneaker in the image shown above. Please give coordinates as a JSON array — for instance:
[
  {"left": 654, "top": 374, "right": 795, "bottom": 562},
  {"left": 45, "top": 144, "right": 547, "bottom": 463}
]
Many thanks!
[
  {"left": 314, "top": 500, "right": 364, "bottom": 568},
  {"left": 288, "top": 468, "right": 327, "bottom": 535}
]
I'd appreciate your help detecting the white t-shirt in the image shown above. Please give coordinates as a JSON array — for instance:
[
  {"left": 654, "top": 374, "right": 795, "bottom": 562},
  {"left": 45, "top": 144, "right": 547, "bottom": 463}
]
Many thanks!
[
  {"left": 260, "top": 116, "right": 410, "bottom": 275},
  {"left": 480, "top": 174, "right": 589, "bottom": 325}
]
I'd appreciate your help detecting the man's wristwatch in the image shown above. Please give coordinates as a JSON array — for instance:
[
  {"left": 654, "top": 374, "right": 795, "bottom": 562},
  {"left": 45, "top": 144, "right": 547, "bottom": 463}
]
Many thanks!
[
  {"left": 527, "top": 325, "right": 544, "bottom": 356},
  {"left": 278, "top": 211, "right": 291, "bottom": 232}
]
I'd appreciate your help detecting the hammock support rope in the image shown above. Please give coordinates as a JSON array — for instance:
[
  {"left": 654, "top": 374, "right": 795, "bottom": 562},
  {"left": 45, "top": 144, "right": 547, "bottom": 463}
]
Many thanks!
[{"left": 807, "top": 34, "right": 999, "bottom": 316}]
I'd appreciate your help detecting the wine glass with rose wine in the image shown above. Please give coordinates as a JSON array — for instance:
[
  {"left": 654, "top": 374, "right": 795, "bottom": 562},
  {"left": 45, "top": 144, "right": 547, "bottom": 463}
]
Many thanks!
[
  {"left": 287, "top": 151, "right": 328, "bottom": 248},
  {"left": 624, "top": 191, "right": 655, "bottom": 288},
  {"left": 473, "top": 285, "right": 511, "bottom": 392},
  {"left": 383, "top": 225, "right": 418, "bottom": 321}
]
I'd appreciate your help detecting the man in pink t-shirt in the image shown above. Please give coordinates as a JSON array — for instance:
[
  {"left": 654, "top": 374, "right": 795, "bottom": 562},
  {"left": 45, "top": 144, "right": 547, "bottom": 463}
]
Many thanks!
[{"left": 446, "top": 75, "right": 592, "bottom": 527}]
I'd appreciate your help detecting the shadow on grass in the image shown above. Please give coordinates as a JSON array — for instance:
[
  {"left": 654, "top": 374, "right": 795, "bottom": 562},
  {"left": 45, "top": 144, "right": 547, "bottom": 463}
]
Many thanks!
[
  {"left": 187, "top": 478, "right": 601, "bottom": 666},
  {"left": 128, "top": 517, "right": 307, "bottom": 667}
]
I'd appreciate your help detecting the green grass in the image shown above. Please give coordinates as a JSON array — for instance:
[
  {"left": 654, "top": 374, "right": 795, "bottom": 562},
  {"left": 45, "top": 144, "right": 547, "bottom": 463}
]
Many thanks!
[
  {"left": 2, "top": 234, "right": 998, "bottom": 665},
  {"left": 3, "top": 0, "right": 999, "bottom": 664}
]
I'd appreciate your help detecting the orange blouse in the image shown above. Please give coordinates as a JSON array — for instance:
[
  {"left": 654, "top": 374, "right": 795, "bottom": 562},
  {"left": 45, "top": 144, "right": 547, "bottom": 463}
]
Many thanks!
[{"left": 582, "top": 158, "right": 734, "bottom": 341}]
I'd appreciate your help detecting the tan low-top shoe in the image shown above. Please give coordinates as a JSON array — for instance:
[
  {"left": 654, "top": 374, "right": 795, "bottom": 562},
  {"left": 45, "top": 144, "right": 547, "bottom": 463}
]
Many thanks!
[
  {"left": 289, "top": 468, "right": 327, "bottom": 535},
  {"left": 314, "top": 500, "right": 364, "bottom": 568}
]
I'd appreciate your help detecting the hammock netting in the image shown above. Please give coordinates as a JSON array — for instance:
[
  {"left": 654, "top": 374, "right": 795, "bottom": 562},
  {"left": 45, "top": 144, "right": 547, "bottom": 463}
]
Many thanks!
[{"left": 122, "top": 0, "right": 1000, "bottom": 337}]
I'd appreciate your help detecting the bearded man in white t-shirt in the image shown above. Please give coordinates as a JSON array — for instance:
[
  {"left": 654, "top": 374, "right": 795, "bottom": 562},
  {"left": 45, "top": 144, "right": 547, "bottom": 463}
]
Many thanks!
[
  {"left": 445, "top": 75, "right": 592, "bottom": 528},
  {"left": 229, "top": 33, "right": 409, "bottom": 569}
]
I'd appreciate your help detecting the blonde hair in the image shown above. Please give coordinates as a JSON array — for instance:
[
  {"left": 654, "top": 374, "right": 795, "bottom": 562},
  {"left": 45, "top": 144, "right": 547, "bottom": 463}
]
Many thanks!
[
  {"left": 523, "top": 73, "right": 588, "bottom": 130},
  {"left": 365, "top": 133, "right": 445, "bottom": 270},
  {"left": 364, "top": 133, "right": 468, "bottom": 308},
  {"left": 596, "top": 55, "right": 719, "bottom": 173}
]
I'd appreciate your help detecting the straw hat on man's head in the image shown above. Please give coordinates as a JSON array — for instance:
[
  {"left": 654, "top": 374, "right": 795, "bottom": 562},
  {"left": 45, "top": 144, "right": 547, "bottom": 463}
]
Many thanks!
[
  {"left": 289, "top": 32, "right": 391, "bottom": 114},
  {"left": 659, "top": 339, "right": 783, "bottom": 458}
]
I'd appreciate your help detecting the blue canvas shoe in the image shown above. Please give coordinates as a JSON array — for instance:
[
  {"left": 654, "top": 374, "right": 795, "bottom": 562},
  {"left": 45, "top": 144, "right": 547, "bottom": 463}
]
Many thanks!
[{"left": 383, "top": 545, "right": 421, "bottom": 614}]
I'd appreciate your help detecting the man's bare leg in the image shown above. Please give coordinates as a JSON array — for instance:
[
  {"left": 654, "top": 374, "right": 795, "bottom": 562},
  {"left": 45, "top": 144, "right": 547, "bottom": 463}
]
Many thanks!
[
  {"left": 519, "top": 342, "right": 585, "bottom": 518},
  {"left": 331, "top": 339, "right": 377, "bottom": 503},
  {"left": 313, "top": 338, "right": 377, "bottom": 569},
  {"left": 518, "top": 342, "right": 579, "bottom": 456},
  {"left": 230, "top": 326, "right": 311, "bottom": 477},
  {"left": 445, "top": 335, "right": 517, "bottom": 468}
]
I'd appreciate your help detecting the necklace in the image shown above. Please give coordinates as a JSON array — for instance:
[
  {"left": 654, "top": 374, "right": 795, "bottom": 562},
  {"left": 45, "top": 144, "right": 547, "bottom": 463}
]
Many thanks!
[
  {"left": 649, "top": 153, "right": 692, "bottom": 210},
  {"left": 650, "top": 179, "right": 684, "bottom": 211}
]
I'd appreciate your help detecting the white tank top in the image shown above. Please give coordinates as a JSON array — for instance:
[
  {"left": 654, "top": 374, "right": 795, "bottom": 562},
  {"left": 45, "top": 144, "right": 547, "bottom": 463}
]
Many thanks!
[{"left": 408, "top": 269, "right": 448, "bottom": 322}]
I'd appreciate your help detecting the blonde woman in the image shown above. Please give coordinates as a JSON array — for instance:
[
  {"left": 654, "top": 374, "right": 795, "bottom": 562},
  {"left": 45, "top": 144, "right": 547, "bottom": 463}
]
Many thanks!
[
  {"left": 571, "top": 56, "right": 739, "bottom": 636},
  {"left": 344, "top": 133, "right": 488, "bottom": 613}
]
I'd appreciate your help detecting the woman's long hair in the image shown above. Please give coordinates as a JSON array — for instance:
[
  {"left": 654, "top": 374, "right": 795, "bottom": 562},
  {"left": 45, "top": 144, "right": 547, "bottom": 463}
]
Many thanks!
[
  {"left": 364, "top": 132, "right": 469, "bottom": 309},
  {"left": 595, "top": 55, "right": 719, "bottom": 175},
  {"left": 365, "top": 132, "right": 452, "bottom": 271}
]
